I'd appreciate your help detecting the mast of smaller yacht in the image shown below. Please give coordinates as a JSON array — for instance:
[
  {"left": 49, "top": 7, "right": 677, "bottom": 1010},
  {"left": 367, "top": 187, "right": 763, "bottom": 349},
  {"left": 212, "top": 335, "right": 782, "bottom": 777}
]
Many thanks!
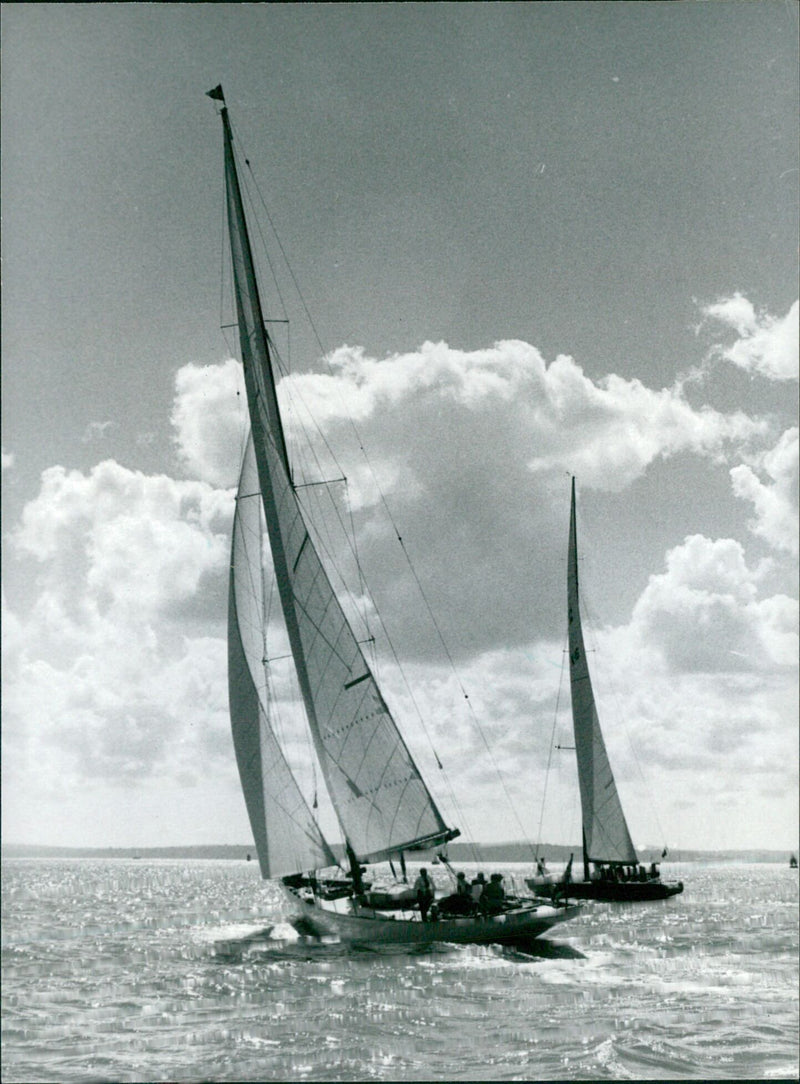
[
  {"left": 568, "top": 475, "right": 638, "bottom": 869},
  {"left": 569, "top": 476, "right": 579, "bottom": 594},
  {"left": 571, "top": 479, "right": 591, "bottom": 879}
]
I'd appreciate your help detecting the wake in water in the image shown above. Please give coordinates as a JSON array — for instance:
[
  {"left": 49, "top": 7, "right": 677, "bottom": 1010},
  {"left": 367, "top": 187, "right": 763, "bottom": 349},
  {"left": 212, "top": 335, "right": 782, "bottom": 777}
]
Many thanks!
[{"left": 207, "top": 919, "right": 585, "bottom": 965}]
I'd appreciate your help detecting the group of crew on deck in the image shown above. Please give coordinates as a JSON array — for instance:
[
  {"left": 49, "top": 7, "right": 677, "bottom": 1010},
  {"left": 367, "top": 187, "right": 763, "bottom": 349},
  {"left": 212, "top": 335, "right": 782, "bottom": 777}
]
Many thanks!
[
  {"left": 592, "top": 862, "right": 661, "bottom": 883},
  {"left": 413, "top": 868, "right": 509, "bottom": 921},
  {"left": 535, "top": 856, "right": 662, "bottom": 886}
]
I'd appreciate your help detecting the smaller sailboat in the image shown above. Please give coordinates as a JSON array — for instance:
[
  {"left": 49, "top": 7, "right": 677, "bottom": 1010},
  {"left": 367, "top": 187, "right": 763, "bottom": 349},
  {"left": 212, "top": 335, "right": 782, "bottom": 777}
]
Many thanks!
[
  {"left": 790, "top": 855, "right": 798, "bottom": 869},
  {"left": 211, "top": 86, "right": 577, "bottom": 947},
  {"left": 528, "top": 478, "right": 683, "bottom": 903}
]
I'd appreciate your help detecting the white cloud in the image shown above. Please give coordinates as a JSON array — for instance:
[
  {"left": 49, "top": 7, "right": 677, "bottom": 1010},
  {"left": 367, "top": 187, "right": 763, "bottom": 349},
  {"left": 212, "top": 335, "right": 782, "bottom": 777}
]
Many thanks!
[
  {"left": 1, "top": 587, "right": 23, "bottom": 667},
  {"left": 730, "top": 427, "right": 799, "bottom": 557},
  {"left": 2, "top": 447, "right": 15, "bottom": 472},
  {"left": 2, "top": 363, "right": 251, "bottom": 834},
  {"left": 171, "top": 358, "right": 249, "bottom": 486},
  {"left": 163, "top": 350, "right": 797, "bottom": 672},
  {"left": 282, "top": 340, "right": 767, "bottom": 496},
  {"left": 4, "top": 456, "right": 233, "bottom": 806},
  {"left": 630, "top": 534, "right": 797, "bottom": 672},
  {"left": 523, "top": 356, "right": 764, "bottom": 490},
  {"left": 14, "top": 460, "right": 231, "bottom": 618},
  {"left": 265, "top": 339, "right": 781, "bottom": 665},
  {"left": 704, "top": 293, "right": 759, "bottom": 337},
  {"left": 3, "top": 348, "right": 796, "bottom": 850},
  {"left": 703, "top": 295, "right": 799, "bottom": 381}
]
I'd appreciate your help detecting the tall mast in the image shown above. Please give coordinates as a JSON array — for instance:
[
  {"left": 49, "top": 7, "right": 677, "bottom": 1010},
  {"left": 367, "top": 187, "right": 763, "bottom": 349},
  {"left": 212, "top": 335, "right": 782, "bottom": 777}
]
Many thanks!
[
  {"left": 215, "top": 94, "right": 291, "bottom": 481},
  {"left": 212, "top": 86, "right": 457, "bottom": 864}
]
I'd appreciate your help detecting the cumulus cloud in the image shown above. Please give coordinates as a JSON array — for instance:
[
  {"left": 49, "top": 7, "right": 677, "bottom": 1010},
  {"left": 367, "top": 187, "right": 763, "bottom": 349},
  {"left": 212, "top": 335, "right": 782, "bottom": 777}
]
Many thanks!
[
  {"left": 2, "top": 447, "right": 15, "bottom": 472},
  {"left": 255, "top": 339, "right": 779, "bottom": 664},
  {"left": 171, "top": 358, "right": 248, "bottom": 486},
  {"left": 283, "top": 340, "right": 767, "bottom": 496},
  {"left": 4, "top": 456, "right": 234, "bottom": 802},
  {"left": 730, "top": 428, "right": 799, "bottom": 557},
  {"left": 522, "top": 355, "right": 764, "bottom": 490},
  {"left": 167, "top": 347, "right": 793, "bottom": 667},
  {"left": 630, "top": 534, "right": 797, "bottom": 673},
  {"left": 14, "top": 460, "right": 231, "bottom": 618},
  {"left": 703, "top": 294, "right": 799, "bottom": 381},
  {"left": 2, "top": 361, "right": 252, "bottom": 829},
  {"left": 3, "top": 345, "right": 796, "bottom": 849}
]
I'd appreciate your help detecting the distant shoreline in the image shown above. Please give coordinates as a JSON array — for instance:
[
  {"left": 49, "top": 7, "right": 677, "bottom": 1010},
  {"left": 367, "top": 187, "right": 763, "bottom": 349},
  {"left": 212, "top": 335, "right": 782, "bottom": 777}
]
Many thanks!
[{"left": 2, "top": 842, "right": 795, "bottom": 864}]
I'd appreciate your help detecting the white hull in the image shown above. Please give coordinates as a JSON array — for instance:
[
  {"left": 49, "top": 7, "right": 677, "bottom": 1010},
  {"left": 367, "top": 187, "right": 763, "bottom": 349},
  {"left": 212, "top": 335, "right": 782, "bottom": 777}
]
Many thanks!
[{"left": 286, "top": 890, "right": 579, "bottom": 947}]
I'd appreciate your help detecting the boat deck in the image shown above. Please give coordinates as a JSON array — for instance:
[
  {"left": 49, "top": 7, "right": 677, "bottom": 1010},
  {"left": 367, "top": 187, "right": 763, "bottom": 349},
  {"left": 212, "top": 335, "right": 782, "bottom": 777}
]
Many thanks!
[{"left": 288, "top": 890, "right": 579, "bottom": 946}]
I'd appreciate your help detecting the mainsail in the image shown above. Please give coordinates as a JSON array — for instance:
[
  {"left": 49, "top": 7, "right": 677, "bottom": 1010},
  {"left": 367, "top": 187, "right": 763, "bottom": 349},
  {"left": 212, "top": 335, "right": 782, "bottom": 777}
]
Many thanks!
[
  {"left": 219, "top": 98, "right": 456, "bottom": 875},
  {"left": 567, "top": 477, "right": 637, "bottom": 866}
]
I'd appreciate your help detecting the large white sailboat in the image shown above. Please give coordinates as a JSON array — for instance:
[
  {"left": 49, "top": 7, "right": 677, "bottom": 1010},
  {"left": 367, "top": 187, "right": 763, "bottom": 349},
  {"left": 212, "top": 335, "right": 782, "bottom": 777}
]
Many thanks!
[
  {"left": 210, "top": 86, "right": 577, "bottom": 946},
  {"left": 528, "top": 478, "right": 683, "bottom": 903}
]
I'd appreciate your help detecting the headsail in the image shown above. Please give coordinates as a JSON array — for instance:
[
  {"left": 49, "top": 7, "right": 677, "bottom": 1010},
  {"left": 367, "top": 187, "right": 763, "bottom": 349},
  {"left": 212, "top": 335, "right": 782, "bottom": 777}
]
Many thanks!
[
  {"left": 218, "top": 96, "right": 456, "bottom": 866},
  {"left": 229, "top": 433, "right": 338, "bottom": 879},
  {"left": 567, "top": 477, "right": 637, "bottom": 865}
]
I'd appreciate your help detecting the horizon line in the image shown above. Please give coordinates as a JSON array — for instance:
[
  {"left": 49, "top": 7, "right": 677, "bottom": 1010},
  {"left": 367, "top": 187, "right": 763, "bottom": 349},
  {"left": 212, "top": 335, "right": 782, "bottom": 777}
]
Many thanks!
[{"left": 3, "top": 841, "right": 796, "bottom": 858}]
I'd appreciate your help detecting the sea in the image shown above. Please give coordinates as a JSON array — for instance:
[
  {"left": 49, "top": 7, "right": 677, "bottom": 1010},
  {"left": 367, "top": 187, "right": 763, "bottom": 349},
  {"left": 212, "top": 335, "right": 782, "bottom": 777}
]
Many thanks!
[{"left": 1, "top": 858, "right": 797, "bottom": 1082}]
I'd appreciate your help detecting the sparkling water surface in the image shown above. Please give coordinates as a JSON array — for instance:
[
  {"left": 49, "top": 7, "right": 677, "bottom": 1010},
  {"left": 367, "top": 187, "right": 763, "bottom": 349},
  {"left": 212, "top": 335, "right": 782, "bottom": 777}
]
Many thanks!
[{"left": 2, "top": 859, "right": 797, "bottom": 1081}]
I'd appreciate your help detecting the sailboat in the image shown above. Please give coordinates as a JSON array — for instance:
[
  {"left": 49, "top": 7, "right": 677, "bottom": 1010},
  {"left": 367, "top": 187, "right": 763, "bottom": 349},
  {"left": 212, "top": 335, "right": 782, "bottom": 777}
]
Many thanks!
[
  {"left": 210, "top": 87, "right": 577, "bottom": 946},
  {"left": 527, "top": 478, "right": 683, "bottom": 903}
]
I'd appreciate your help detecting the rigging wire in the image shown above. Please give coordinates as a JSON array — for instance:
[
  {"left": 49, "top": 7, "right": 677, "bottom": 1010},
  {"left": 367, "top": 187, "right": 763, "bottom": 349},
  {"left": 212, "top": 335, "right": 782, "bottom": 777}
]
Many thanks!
[
  {"left": 224, "top": 115, "right": 533, "bottom": 860},
  {"left": 230, "top": 120, "right": 292, "bottom": 332},
  {"left": 534, "top": 637, "right": 568, "bottom": 861},
  {"left": 229, "top": 128, "right": 455, "bottom": 750},
  {"left": 231, "top": 127, "right": 382, "bottom": 656},
  {"left": 227, "top": 126, "right": 372, "bottom": 644},
  {"left": 235, "top": 135, "right": 327, "bottom": 362}
]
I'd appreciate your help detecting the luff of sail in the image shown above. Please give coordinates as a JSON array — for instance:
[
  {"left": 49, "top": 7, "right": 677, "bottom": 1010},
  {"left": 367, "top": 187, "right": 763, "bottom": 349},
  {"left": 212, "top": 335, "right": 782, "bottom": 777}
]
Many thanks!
[
  {"left": 229, "top": 434, "right": 339, "bottom": 879},
  {"left": 220, "top": 103, "right": 456, "bottom": 864},
  {"left": 567, "top": 477, "right": 637, "bottom": 865}
]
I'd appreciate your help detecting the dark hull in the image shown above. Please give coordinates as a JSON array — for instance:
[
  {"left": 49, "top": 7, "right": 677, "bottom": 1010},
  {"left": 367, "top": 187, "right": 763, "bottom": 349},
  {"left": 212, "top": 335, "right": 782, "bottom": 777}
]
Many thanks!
[{"left": 527, "top": 878, "right": 683, "bottom": 902}]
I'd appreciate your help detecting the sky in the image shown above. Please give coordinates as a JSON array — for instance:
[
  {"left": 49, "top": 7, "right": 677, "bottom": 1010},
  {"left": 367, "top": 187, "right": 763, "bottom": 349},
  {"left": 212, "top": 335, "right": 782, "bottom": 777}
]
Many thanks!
[{"left": 2, "top": 2, "right": 798, "bottom": 855}]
